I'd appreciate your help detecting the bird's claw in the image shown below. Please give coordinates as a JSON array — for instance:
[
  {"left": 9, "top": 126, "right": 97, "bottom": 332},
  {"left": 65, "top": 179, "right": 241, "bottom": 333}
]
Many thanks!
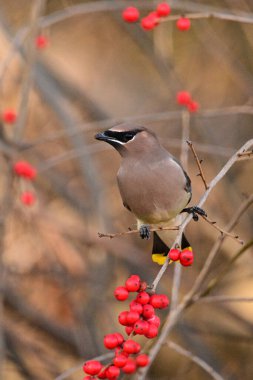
[
  {"left": 139, "top": 225, "right": 151, "bottom": 240},
  {"left": 182, "top": 206, "right": 207, "bottom": 222}
]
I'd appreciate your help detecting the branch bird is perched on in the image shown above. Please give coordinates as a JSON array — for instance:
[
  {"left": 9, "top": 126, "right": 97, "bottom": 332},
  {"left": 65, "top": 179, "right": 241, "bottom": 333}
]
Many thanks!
[{"left": 95, "top": 124, "right": 206, "bottom": 264}]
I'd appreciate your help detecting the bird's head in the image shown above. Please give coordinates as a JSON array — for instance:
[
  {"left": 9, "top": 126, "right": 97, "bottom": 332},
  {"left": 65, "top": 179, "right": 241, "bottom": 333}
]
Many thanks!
[{"left": 95, "top": 123, "right": 160, "bottom": 157}]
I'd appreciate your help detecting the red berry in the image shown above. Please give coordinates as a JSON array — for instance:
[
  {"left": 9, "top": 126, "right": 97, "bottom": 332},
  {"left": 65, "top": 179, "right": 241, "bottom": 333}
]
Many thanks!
[
  {"left": 83, "top": 376, "right": 93, "bottom": 380},
  {"left": 134, "top": 320, "right": 149, "bottom": 335},
  {"left": 136, "top": 291, "right": 150, "bottom": 305},
  {"left": 123, "top": 340, "right": 141, "bottom": 354},
  {"left": 139, "top": 281, "right": 148, "bottom": 291},
  {"left": 136, "top": 354, "right": 150, "bottom": 367},
  {"left": 83, "top": 360, "right": 102, "bottom": 375},
  {"left": 145, "top": 323, "right": 159, "bottom": 339},
  {"left": 126, "top": 311, "right": 140, "bottom": 325},
  {"left": 179, "top": 249, "right": 194, "bottom": 266},
  {"left": 97, "top": 368, "right": 108, "bottom": 379},
  {"left": 35, "top": 35, "right": 48, "bottom": 49},
  {"left": 20, "top": 191, "right": 36, "bottom": 206},
  {"left": 147, "top": 315, "right": 161, "bottom": 328},
  {"left": 114, "top": 286, "right": 129, "bottom": 301},
  {"left": 106, "top": 365, "right": 120, "bottom": 379},
  {"left": 129, "top": 274, "right": 141, "bottom": 281},
  {"left": 187, "top": 100, "right": 199, "bottom": 113},
  {"left": 176, "top": 91, "right": 191, "bottom": 105},
  {"left": 2, "top": 109, "right": 16, "bottom": 124},
  {"left": 141, "top": 13, "right": 158, "bottom": 31},
  {"left": 130, "top": 300, "right": 143, "bottom": 314},
  {"left": 169, "top": 248, "right": 181, "bottom": 261},
  {"left": 122, "top": 7, "right": 140, "bottom": 23},
  {"left": 142, "top": 304, "right": 155, "bottom": 319},
  {"left": 156, "top": 3, "right": 171, "bottom": 17},
  {"left": 177, "top": 17, "right": 191, "bottom": 31},
  {"left": 122, "top": 358, "right": 137, "bottom": 374},
  {"left": 125, "top": 326, "right": 134, "bottom": 335},
  {"left": 149, "top": 294, "right": 169, "bottom": 309},
  {"left": 113, "top": 354, "right": 128, "bottom": 368},
  {"left": 13, "top": 161, "right": 37, "bottom": 180},
  {"left": 114, "top": 332, "right": 124, "bottom": 345},
  {"left": 118, "top": 311, "right": 129, "bottom": 326},
  {"left": 125, "top": 277, "right": 140, "bottom": 292},
  {"left": 104, "top": 334, "right": 119, "bottom": 349}
]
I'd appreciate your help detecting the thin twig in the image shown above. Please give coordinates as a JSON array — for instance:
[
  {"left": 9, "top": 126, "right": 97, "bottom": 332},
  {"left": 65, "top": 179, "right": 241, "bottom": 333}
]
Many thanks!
[
  {"left": 200, "top": 214, "right": 243, "bottom": 244},
  {"left": 187, "top": 140, "right": 209, "bottom": 190},
  {"left": 197, "top": 296, "right": 253, "bottom": 303},
  {"left": 167, "top": 341, "right": 224, "bottom": 380},
  {"left": 98, "top": 226, "right": 179, "bottom": 239}
]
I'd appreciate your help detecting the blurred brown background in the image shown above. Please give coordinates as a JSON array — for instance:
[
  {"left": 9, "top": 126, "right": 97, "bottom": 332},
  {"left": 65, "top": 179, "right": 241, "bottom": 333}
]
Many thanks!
[{"left": 0, "top": 1, "right": 252, "bottom": 379}]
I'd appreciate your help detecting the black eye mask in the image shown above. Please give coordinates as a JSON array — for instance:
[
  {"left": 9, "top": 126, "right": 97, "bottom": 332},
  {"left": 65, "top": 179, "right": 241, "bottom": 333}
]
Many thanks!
[{"left": 104, "top": 129, "right": 142, "bottom": 143}]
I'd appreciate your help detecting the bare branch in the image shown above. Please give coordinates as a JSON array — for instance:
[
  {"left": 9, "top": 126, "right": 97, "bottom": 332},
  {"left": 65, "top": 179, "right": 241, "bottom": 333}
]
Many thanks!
[
  {"left": 187, "top": 140, "right": 209, "bottom": 190},
  {"left": 98, "top": 226, "right": 179, "bottom": 239},
  {"left": 197, "top": 296, "right": 253, "bottom": 303},
  {"left": 167, "top": 341, "right": 224, "bottom": 380},
  {"left": 200, "top": 215, "right": 243, "bottom": 244}
]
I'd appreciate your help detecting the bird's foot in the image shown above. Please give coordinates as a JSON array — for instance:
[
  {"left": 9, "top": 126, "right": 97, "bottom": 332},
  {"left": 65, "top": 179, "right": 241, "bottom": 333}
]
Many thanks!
[
  {"left": 139, "top": 224, "right": 151, "bottom": 240},
  {"left": 182, "top": 206, "right": 207, "bottom": 221}
]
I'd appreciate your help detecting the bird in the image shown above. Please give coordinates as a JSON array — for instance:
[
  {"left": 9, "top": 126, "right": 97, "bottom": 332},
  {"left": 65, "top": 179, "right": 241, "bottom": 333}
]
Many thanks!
[{"left": 95, "top": 124, "right": 206, "bottom": 264}]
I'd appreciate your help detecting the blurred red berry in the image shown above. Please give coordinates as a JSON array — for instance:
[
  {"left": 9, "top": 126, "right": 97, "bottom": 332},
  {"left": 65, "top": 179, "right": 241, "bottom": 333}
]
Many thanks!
[
  {"left": 145, "top": 323, "right": 159, "bottom": 339},
  {"left": 136, "top": 354, "right": 150, "bottom": 367},
  {"left": 125, "top": 326, "right": 134, "bottom": 335},
  {"left": 83, "top": 360, "right": 102, "bottom": 375},
  {"left": 134, "top": 319, "right": 149, "bottom": 335},
  {"left": 126, "top": 311, "right": 140, "bottom": 325},
  {"left": 35, "top": 35, "right": 48, "bottom": 49},
  {"left": 122, "top": 7, "right": 140, "bottom": 23},
  {"left": 13, "top": 161, "right": 37, "bottom": 180},
  {"left": 187, "top": 100, "right": 199, "bottom": 113},
  {"left": 130, "top": 300, "right": 143, "bottom": 314},
  {"left": 123, "top": 339, "right": 140, "bottom": 354},
  {"left": 142, "top": 304, "right": 155, "bottom": 319},
  {"left": 125, "top": 276, "right": 140, "bottom": 292},
  {"left": 114, "top": 286, "right": 129, "bottom": 301},
  {"left": 177, "top": 17, "right": 191, "bottom": 31},
  {"left": 147, "top": 315, "right": 161, "bottom": 328},
  {"left": 97, "top": 368, "right": 107, "bottom": 379},
  {"left": 106, "top": 365, "right": 120, "bottom": 379},
  {"left": 149, "top": 294, "right": 169, "bottom": 309},
  {"left": 114, "top": 332, "right": 124, "bottom": 345},
  {"left": 136, "top": 291, "right": 150, "bottom": 305},
  {"left": 177, "top": 91, "right": 191, "bottom": 105},
  {"left": 113, "top": 354, "right": 128, "bottom": 368},
  {"left": 104, "top": 334, "right": 119, "bottom": 349},
  {"left": 141, "top": 13, "right": 158, "bottom": 31},
  {"left": 20, "top": 191, "right": 36, "bottom": 206},
  {"left": 180, "top": 249, "right": 194, "bottom": 266},
  {"left": 122, "top": 358, "right": 137, "bottom": 374},
  {"left": 156, "top": 3, "right": 171, "bottom": 17},
  {"left": 169, "top": 248, "right": 181, "bottom": 261},
  {"left": 83, "top": 376, "right": 93, "bottom": 380},
  {"left": 2, "top": 109, "right": 16, "bottom": 124},
  {"left": 118, "top": 311, "right": 129, "bottom": 326}
]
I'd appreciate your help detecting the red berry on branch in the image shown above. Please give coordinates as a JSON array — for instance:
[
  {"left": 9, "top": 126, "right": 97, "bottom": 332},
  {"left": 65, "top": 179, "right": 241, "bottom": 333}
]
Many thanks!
[
  {"left": 123, "top": 340, "right": 141, "bottom": 354},
  {"left": 156, "top": 2, "right": 171, "bottom": 17},
  {"left": 147, "top": 315, "right": 161, "bottom": 328},
  {"left": 136, "top": 354, "right": 150, "bottom": 367},
  {"left": 187, "top": 100, "right": 199, "bottom": 113},
  {"left": 176, "top": 91, "right": 191, "bottom": 105},
  {"left": 2, "top": 109, "right": 17, "bottom": 124},
  {"left": 125, "top": 276, "right": 140, "bottom": 292},
  {"left": 149, "top": 294, "right": 169, "bottom": 309},
  {"left": 118, "top": 311, "right": 129, "bottom": 326},
  {"left": 139, "top": 281, "right": 148, "bottom": 291},
  {"left": 125, "top": 326, "right": 134, "bottom": 335},
  {"left": 126, "top": 311, "right": 140, "bottom": 325},
  {"left": 141, "top": 13, "right": 158, "bottom": 31},
  {"left": 35, "top": 35, "right": 48, "bottom": 49},
  {"left": 122, "top": 358, "right": 137, "bottom": 374},
  {"left": 142, "top": 304, "right": 155, "bottom": 319},
  {"left": 114, "top": 332, "right": 124, "bottom": 345},
  {"left": 83, "top": 360, "right": 102, "bottom": 375},
  {"left": 122, "top": 7, "right": 140, "bottom": 23},
  {"left": 136, "top": 291, "right": 150, "bottom": 305},
  {"left": 114, "top": 286, "right": 129, "bottom": 301},
  {"left": 13, "top": 161, "right": 37, "bottom": 180},
  {"left": 113, "top": 354, "right": 128, "bottom": 368},
  {"left": 145, "top": 323, "right": 159, "bottom": 339},
  {"left": 169, "top": 248, "right": 181, "bottom": 261},
  {"left": 106, "top": 365, "right": 120, "bottom": 379},
  {"left": 130, "top": 300, "right": 143, "bottom": 314},
  {"left": 20, "top": 191, "right": 36, "bottom": 206},
  {"left": 134, "top": 320, "right": 149, "bottom": 335},
  {"left": 180, "top": 249, "right": 194, "bottom": 266},
  {"left": 83, "top": 376, "right": 93, "bottom": 380},
  {"left": 104, "top": 334, "right": 119, "bottom": 349},
  {"left": 97, "top": 368, "right": 108, "bottom": 379},
  {"left": 177, "top": 17, "right": 191, "bottom": 31}
]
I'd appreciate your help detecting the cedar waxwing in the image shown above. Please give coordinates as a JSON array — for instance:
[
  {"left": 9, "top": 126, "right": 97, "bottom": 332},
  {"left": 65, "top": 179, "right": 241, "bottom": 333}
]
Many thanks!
[{"left": 95, "top": 124, "right": 205, "bottom": 264}]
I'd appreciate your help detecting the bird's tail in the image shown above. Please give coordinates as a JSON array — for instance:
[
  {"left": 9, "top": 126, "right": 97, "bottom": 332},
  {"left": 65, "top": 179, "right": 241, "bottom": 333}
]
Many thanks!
[{"left": 152, "top": 231, "right": 191, "bottom": 265}]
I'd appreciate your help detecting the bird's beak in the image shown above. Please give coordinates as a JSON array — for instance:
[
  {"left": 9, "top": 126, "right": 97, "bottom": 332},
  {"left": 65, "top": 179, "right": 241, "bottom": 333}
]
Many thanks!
[{"left": 95, "top": 131, "right": 109, "bottom": 142}]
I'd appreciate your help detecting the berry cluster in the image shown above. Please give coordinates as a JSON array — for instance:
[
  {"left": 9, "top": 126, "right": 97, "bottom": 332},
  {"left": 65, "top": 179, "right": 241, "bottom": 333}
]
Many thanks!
[
  {"left": 82, "top": 275, "right": 170, "bottom": 379},
  {"left": 169, "top": 248, "right": 194, "bottom": 266},
  {"left": 13, "top": 161, "right": 37, "bottom": 206},
  {"left": 176, "top": 91, "right": 199, "bottom": 113},
  {"left": 122, "top": 3, "right": 191, "bottom": 32}
]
